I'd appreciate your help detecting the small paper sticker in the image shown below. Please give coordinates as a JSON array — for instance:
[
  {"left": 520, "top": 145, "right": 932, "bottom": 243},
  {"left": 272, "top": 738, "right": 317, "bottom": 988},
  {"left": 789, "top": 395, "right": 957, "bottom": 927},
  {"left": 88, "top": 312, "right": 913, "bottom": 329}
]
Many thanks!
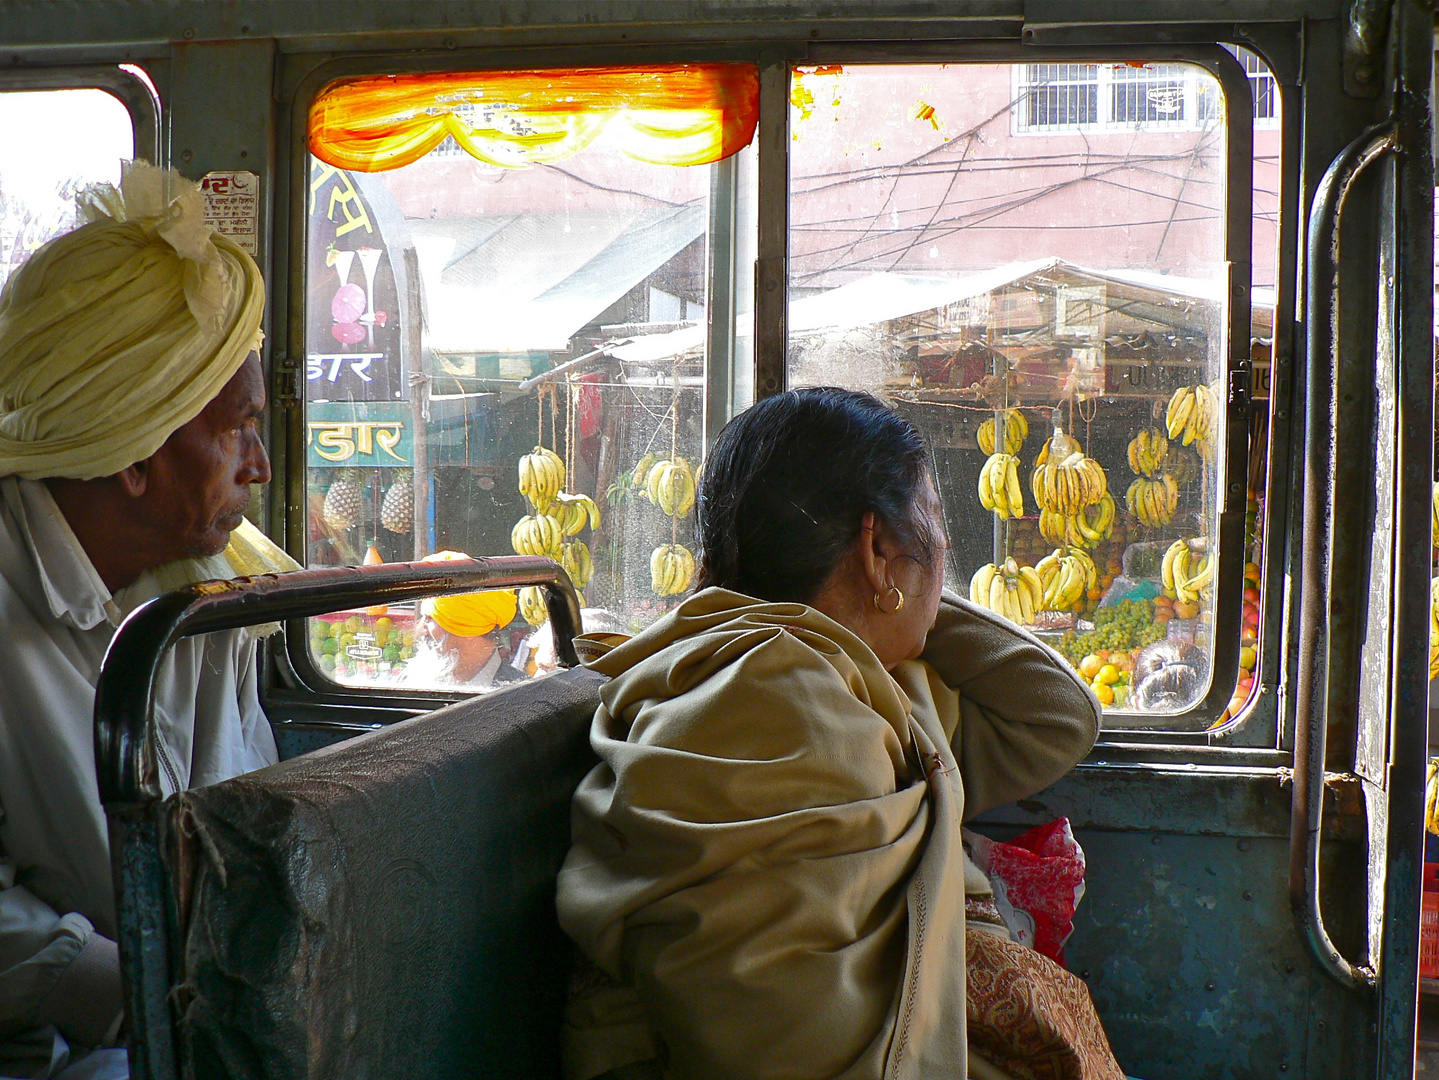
[{"left": 200, "top": 170, "right": 260, "bottom": 256}]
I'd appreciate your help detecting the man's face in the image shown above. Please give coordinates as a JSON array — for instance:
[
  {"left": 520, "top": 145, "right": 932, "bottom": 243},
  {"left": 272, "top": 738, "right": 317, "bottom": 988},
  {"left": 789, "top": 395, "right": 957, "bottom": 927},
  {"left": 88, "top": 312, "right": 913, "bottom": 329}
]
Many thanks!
[{"left": 142, "top": 352, "right": 271, "bottom": 559}]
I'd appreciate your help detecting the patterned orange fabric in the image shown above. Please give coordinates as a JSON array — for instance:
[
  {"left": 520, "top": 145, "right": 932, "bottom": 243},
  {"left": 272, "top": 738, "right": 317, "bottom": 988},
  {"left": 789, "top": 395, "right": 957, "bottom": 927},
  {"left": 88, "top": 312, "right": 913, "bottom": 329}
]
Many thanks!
[
  {"left": 309, "top": 64, "right": 759, "bottom": 172},
  {"left": 966, "top": 930, "right": 1126, "bottom": 1080}
]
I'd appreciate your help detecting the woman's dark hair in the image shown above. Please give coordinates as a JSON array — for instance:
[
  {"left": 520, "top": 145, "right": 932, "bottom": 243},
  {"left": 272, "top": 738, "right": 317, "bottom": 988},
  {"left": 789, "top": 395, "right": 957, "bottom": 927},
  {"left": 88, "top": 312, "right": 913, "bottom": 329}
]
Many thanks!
[{"left": 695, "top": 387, "right": 937, "bottom": 603}]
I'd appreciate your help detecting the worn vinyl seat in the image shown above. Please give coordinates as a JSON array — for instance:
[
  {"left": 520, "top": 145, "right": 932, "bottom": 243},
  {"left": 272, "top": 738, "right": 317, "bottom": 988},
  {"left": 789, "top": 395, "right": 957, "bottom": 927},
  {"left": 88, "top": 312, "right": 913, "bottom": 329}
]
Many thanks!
[{"left": 159, "top": 666, "right": 605, "bottom": 1080}]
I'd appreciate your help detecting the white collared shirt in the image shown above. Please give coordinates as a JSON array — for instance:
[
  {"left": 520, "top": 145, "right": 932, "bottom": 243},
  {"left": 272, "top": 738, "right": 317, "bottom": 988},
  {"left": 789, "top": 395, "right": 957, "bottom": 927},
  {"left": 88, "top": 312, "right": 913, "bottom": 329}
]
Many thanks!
[{"left": 0, "top": 475, "right": 277, "bottom": 1059}]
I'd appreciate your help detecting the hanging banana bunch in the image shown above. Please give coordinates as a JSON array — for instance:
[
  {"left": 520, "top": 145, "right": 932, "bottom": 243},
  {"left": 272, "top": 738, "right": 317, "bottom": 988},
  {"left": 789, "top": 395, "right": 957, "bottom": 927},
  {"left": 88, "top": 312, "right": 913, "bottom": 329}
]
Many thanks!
[
  {"left": 641, "top": 457, "right": 697, "bottom": 517},
  {"left": 1033, "top": 547, "right": 1097, "bottom": 613},
  {"left": 651, "top": 543, "right": 696, "bottom": 596},
  {"left": 978, "top": 408, "right": 1028, "bottom": 456},
  {"left": 518, "top": 446, "right": 566, "bottom": 509},
  {"left": 560, "top": 540, "right": 594, "bottom": 590},
  {"left": 548, "top": 491, "right": 602, "bottom": 537},
  {"left": 969, "top": 556, "right": 1044, "bottom": 626},
  {"left": 511, "top": 512, "right": 564, "bottom": 558},
  {"left": 977, "top": 452, "right": 1024, "bottom": 519},
  {"left": 1126, "top": 473, "right": 1180, "bottom": 528},
  {"left": 1165, "top": 384, "right": 1221, "bottom": 462},
  {"left": 519, "top": 586, "right": 549, "bottom": 628},
  {"left": 1126, "top": 428, "right": 1170, "bottom": 478},
  {"left": 1162, "top": 538, "right": 1214, "bottom": 604},
  {"left": 1031, "top": 430, "right": 1108, "bottom": 517},
  {"left": 1430, "top": 577, "right": 1439, "bottom": 680},
  {"left": 1070, "top": 492, "right": 1116, "bottom": 549},
  {"left": 1431, "top": 482, "right": 1439, "bottom": 549},
  {"left": 1039, "top": 508, "right": 1069, "bottom": 546}
]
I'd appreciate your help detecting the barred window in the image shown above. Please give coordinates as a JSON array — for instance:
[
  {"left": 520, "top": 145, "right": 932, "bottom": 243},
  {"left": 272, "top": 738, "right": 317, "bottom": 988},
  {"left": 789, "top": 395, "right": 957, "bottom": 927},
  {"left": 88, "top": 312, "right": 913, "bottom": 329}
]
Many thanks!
[
  {"left": 1111, "top": 64, "right": 1189, "bottom": 125},
  {"left": 1022, "top": 64, "right": 1099, "bottom": 129}
]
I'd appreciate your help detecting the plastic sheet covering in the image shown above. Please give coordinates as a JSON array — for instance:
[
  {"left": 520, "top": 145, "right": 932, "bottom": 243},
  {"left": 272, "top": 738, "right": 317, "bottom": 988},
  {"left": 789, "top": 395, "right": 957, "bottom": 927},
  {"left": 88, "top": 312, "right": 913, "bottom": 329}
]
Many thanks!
[{"left": 309, "top": 64, "right": 759, "bottom": 171}]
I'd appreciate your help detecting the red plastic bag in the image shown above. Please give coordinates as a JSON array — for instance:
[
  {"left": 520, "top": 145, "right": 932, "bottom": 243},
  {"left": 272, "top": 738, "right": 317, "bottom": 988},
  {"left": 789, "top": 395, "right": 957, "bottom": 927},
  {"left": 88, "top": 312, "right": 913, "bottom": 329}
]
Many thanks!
[{"left": 964, "top": 818, "right": 1087, "bottom": 966}]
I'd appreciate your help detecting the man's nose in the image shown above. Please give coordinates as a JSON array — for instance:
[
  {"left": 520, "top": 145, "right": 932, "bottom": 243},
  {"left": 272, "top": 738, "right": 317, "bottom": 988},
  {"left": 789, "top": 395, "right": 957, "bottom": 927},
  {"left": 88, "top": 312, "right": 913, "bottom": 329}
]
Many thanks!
[{"left": 242, "top": 431, "right": 272, "bottom": 485}]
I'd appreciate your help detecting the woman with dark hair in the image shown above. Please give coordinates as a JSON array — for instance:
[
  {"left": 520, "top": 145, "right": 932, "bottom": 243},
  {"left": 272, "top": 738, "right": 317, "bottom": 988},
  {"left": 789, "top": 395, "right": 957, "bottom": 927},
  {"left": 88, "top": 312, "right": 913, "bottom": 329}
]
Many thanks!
[{"left": 557, "top": 388, "right": 1120, "bottom": 1080}]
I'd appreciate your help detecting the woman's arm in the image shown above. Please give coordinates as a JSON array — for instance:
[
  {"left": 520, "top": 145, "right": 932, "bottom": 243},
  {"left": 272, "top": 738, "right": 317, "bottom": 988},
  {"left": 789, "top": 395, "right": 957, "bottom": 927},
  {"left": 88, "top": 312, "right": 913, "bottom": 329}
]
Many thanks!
[{"left": 916, "top": 590, "right": 1102, "bottom": 817}]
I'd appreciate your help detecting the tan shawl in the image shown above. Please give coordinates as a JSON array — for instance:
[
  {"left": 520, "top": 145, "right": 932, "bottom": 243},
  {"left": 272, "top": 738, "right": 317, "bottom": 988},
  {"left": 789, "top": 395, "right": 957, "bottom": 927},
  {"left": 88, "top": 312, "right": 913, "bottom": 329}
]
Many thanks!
[{"left": 556, "top": 588, "right": 1102, "bottom": 1080}]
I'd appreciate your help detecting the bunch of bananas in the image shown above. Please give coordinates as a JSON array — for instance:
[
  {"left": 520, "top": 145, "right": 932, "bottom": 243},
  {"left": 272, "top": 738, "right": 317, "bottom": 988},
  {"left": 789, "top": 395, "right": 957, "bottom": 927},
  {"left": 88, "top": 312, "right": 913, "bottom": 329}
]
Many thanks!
[
  {"left": 1038, "top": 493, "right": 1116, "bottom": 551},
  {"left": 511, "top": 512, "right": 563, "bottom": 558},
  {"left": 978, "top": 409, "right": 1028, "bottom": 456},
  {"left": 978, "top": 453, "right": 1024, "bottom": 519},
  {"left": 1162, "top": 539, "right": 1214, "bottom": 604},
  {"left": 561, "top": 541, "right": 593, "bottom": 590},
  {"left": 1034, "top": 547, "right": 1097, "bottom": 612},
  {"left": 1165, "top": 384, "right": 1220, "bottom": 458},
  {"left": 518, "top": 446, "right": 566, "bottom": 507},
  {"left": 1426, "top": 758, "right": 1439, "bottom": 837},
  {"left": 1126, "top": 474, "right": 1179, "bottom": 528},
  {"left": 1031, "top": 446, "right": 1108, "bottom": 516},
  {"left": 1430, "top": 577, "right": 1439, "bottom": 680},
  {"left": 547, "top": 491, "right": 601, "bottom": 537},
  {"left": 1127, "top": 428, "right": 1170, "bottom": 477},
  {"left": 520, "top": 586, "right": 549, "bottom": 628},
  {"left": 969, "top": 556, "right": 1044, "bottom": 626},
  {"left": 643, "top": 457, "right": 697, "bottom": 518},
  {"left": 651, "top": 543, "right": 696, "bottom": 596},
  {"left": 1432, "top": 483, "right": 1438, "bottom": 549}
]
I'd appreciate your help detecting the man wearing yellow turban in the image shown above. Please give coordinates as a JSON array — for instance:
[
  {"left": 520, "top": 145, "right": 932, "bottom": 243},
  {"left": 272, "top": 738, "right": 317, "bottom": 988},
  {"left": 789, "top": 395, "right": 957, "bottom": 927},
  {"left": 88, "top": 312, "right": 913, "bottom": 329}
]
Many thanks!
[
  {"left": 408, "top": 550, "right": 520, "bottom": 687},
  {"left": 0, "top": 162, "right": 298, "bottom": 1078}
]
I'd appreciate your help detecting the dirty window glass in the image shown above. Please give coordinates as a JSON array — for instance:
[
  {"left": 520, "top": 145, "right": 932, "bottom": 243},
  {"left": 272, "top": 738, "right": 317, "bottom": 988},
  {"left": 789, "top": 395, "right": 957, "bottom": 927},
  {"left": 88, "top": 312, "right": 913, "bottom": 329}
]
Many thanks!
[
  {"left": 0, "top": 88, "right": 134, "bottom": 292},
  {"left": 788, "top": 61, "right": 1267, "bottom": 729},
  {"left": 303, "top": 67, "right": 756, "bottom": 692}
]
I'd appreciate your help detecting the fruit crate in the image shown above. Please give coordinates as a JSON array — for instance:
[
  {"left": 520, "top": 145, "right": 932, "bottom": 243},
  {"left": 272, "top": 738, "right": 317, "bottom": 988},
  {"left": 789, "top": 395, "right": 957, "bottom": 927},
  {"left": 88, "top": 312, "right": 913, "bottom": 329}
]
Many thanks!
[{"left": 1422, "top": 886, "right": 1439, "bottom": 979}]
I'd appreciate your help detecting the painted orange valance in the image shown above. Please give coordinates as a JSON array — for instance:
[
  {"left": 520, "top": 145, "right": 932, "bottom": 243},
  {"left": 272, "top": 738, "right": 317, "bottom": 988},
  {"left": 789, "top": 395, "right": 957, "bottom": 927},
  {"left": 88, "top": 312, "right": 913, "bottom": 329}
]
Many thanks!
[{"left": 309, "top": 64, "right": 759, "bottom": 171}]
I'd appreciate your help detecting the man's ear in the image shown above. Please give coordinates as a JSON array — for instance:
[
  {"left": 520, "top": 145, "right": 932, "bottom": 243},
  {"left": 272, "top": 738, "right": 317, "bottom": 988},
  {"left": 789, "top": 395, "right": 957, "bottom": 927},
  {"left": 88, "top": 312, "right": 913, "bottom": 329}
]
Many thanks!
[{"left": 115, "top": 458, "right": 150, "bottom": 498}]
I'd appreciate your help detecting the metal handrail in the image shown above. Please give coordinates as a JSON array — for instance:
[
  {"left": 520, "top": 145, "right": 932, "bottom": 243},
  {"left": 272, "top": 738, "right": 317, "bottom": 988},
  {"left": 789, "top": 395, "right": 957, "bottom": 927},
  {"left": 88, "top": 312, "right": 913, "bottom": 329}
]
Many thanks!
[
  {"left": 94, "top": 555, "right": 582, "bottom": 809},
  {"left": 1289, "top": 123, "right": 1396, "bottom": 991}
]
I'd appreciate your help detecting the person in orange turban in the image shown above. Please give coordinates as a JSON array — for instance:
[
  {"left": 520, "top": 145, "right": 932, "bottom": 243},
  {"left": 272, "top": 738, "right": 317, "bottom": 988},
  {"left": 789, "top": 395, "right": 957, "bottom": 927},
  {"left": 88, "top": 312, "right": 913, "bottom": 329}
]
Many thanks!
[{"left": 413, "top": 551, "right": 518, "bottom": 685}]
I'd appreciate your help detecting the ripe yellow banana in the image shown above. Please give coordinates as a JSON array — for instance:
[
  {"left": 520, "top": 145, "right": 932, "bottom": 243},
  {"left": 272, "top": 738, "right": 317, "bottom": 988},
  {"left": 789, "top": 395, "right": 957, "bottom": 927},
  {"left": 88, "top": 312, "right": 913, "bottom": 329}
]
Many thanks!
[
  {"left": 519, "top": 586, "right": 548, "bottom": 627},
  {"left": 650, "top": 543, "right": 696, "bottom": 596},
  {"left": 518, "top": 446, "right": 566, "bottom": 508}
]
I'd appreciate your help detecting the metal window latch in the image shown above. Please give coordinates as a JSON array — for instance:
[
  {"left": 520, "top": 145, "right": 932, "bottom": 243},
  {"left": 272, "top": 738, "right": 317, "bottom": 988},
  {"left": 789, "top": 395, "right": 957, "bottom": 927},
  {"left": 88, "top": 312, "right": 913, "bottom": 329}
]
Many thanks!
[
  {"left": 1228, "top": 362, "right": 1251, "bottom": 410},
  {"left": 273, "top": 353, "right": 300, "bottom": 409}
]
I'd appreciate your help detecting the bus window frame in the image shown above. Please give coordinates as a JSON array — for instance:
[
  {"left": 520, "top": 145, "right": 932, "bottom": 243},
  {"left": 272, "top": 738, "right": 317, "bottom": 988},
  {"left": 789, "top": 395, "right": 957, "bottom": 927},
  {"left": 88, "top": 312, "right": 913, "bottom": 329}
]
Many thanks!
[{"left": 270, "top": 39, "right": 1285, "bottom": 763}]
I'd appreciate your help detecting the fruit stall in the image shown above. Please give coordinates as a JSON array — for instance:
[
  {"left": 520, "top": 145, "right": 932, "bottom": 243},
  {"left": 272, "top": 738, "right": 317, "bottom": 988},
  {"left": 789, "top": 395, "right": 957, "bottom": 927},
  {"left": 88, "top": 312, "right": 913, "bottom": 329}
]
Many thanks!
[{"left": 842, "top": 259, "right": 1271, "bottom": 724}]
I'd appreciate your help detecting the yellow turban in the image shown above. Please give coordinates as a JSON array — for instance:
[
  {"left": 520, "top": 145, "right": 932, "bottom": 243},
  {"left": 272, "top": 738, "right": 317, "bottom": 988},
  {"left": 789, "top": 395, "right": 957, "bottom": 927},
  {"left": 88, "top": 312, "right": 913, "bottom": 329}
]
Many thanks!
[
  {"left": 420, "top": 550, "right": 519, "bottom": 636},
  {"left": 0, "top": 161, "right": 264, "bottom": 480}
]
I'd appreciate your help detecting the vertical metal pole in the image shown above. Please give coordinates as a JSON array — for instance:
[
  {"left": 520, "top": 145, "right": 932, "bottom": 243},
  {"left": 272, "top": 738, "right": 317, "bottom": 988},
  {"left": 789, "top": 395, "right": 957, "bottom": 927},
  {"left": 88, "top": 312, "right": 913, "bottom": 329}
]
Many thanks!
[
  {"left": 704, "top": 155, "right": 738, "bottom": 447},
  {"left": 754, "top": 54, "right": 790, "bottom": 401},
  {"left": 404, "top": 247, "right": 430, "bottom": 560},
  {"left": 1376, "top": 3, "right": 1434, "bottom": 1075},
  {"left": 111, "top": 813, "right": 177, "bottom": 1080}
]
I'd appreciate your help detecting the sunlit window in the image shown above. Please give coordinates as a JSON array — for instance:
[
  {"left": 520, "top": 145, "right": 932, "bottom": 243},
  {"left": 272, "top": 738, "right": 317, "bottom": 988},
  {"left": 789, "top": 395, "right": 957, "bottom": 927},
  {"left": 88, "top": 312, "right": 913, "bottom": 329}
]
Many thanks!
[
  {"left": 303, "top": 65, "right": 757, "bottom": 692},
  {"left": 0, "top": 89, "right": 134, "bottom": 291},
  {"left": 790, "top": 62, "right": 1267, "bottom": 729}
]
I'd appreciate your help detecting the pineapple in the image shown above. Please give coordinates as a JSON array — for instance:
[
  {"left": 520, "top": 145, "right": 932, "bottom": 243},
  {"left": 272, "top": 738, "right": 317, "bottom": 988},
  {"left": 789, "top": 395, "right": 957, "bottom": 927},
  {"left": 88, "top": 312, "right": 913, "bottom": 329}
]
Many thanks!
[
  {"left": 381, "top": 469, "right": 415, "bottom": 533},
  {"left": 323, "top": 468, "right": 365, "bottom": 530}
]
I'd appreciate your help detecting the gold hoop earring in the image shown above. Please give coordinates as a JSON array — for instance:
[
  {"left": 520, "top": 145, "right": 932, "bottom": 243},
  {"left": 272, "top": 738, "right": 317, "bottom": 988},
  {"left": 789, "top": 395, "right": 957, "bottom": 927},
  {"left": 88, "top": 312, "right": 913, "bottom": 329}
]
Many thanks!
[{"left": 873, "top": 586, "right": 904, "bottom": 614}]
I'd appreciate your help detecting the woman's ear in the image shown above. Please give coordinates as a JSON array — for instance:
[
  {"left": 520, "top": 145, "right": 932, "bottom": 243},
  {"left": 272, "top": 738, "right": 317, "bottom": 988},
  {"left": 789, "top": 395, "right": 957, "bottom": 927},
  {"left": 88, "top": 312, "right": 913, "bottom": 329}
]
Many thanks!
[{"left": 856, "top": 510, "right": 895, "bottom": 594}]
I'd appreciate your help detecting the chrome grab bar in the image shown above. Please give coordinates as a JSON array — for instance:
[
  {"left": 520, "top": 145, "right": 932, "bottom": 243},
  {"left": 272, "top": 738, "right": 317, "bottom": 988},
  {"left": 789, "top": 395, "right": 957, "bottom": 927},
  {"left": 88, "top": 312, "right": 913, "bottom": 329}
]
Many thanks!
[
  {"left": 94, "top": 555, "right": 582, "bottom": 809},
  {"left": 1289, "top": 123, "right": 1396, "bottom": 991}
]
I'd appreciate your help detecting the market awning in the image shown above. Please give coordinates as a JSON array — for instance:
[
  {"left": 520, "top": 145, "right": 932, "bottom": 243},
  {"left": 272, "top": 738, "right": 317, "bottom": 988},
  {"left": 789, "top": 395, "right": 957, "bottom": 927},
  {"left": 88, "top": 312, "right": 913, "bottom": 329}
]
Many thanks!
[
  {"left": 412, "top": 203, "right": 705, "bottom": 354},
  {"left": 608, "top": 257, "right": 1276, "bottom": 364}
]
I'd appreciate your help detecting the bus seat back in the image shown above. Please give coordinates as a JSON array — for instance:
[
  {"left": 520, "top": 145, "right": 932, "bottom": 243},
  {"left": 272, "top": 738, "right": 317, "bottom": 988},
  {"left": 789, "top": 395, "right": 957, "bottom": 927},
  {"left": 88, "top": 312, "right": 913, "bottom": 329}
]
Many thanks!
[{"left": 162, "top": 666, "right": 605, "bottom": 1080}]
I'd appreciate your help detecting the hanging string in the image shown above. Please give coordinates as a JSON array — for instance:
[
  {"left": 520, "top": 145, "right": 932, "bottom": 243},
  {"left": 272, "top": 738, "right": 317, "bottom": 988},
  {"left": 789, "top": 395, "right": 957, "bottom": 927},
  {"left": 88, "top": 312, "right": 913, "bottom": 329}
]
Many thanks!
[
  {"left": 564, "top": 373, "right": 575, "bottom": 485},
  {"left": 671, "top": 358, "right": 680, "bottom": 546}
]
